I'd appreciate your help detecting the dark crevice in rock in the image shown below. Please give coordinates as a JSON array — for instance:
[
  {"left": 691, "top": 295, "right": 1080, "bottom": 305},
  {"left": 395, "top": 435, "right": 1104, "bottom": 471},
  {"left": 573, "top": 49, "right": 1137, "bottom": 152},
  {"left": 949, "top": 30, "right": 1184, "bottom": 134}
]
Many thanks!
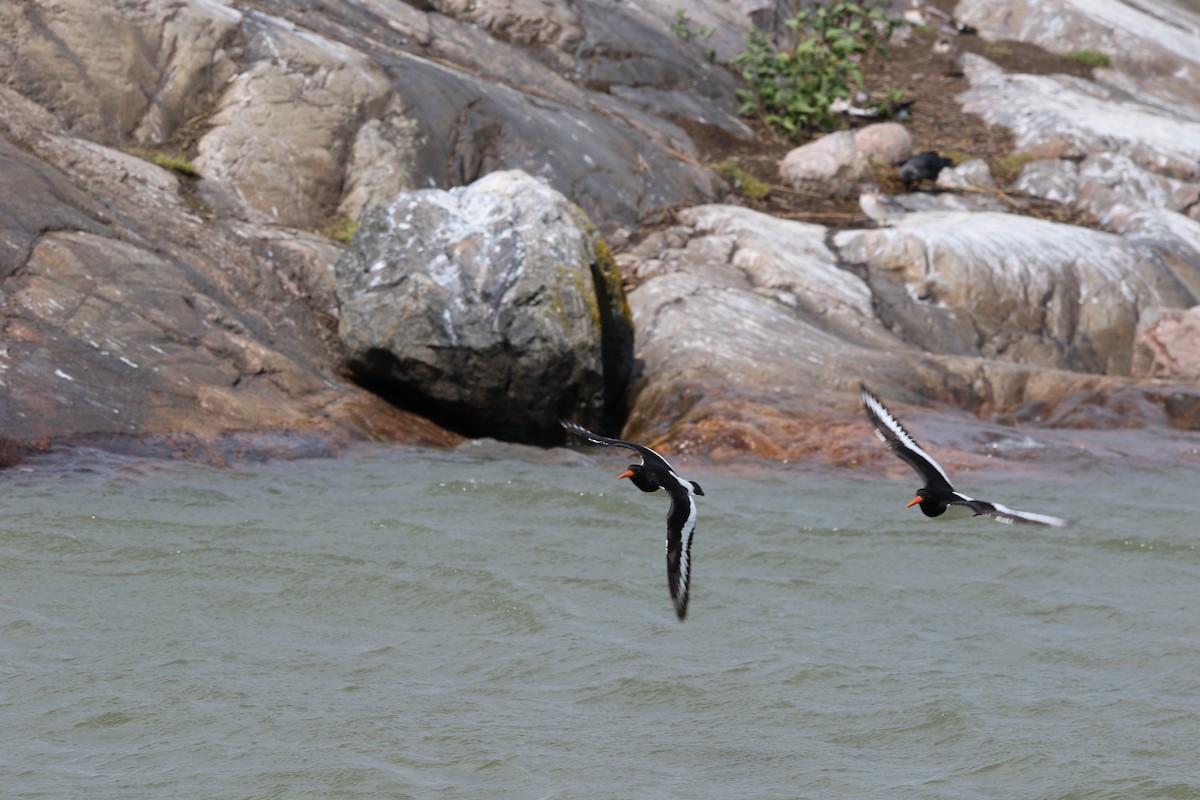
[
  {"left": 588, "top": 245, "right": 635, "bottom": 437},
  {"left": 347, "top": 347, "right": 485, "bottom": 440}
]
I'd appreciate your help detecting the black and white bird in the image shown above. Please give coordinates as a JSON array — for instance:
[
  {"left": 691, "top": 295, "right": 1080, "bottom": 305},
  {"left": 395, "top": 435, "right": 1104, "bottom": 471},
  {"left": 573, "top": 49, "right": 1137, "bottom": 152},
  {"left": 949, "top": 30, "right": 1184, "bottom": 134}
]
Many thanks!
[
  {"left": 860, "top": 384, "right": 1068, "bottom": 527},
  {"left": 900, "top": 151, "right": 954, "bottom": 190},
  {"left": 561, "top": 420, "right": 705, "bottom": 620}
]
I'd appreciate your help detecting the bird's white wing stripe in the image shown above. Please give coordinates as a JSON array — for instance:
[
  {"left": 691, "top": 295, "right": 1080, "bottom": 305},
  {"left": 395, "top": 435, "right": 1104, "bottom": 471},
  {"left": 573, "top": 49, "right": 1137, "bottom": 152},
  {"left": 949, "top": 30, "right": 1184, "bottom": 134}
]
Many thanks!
[
  {"left": 862, "top": 390, "right": 952, "bottom": 485},
  {"left": 989, "top": 501, "right": 1068, "bottom": 527},
  {"left": 669, "top": 470, "right": 697, "bottom": 611},
  {"left": 675, "top": 495, "right": 697, "bottom": 608}
]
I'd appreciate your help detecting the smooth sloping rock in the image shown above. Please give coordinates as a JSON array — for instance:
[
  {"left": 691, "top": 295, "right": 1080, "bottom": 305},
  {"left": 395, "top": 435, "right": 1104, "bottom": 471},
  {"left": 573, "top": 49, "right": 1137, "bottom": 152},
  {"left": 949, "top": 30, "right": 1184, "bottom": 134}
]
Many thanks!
[
  {"left": 1074, "top": 152, "right": 1200, "bottom": 224},
  {"left": 0, "top": 85, "right": 450, "bottom": 464},
  {"left": 427, "top": 0, "right": 583, "bottom": 47},
  {"left": 1116, "top": 210, "right": 1200, "bottom": 299},
  {"left": 959, "top": 54, "right": 1200, "bottom": 175},
  {"left": 335, "top": 170, "right": 633, "bottom": 443},
  {"left": 196, "top": 13, "right": 395, "bottom": 228},
  {"left": 957, "top": 0, "right": 1200, "bottom": 96},
  {"left": 0, "top": 137, "right": 110, "bottom": 276},
  {"left": 833, "top": 211, "right": 1197, "bottom": 375},
  {"left": 635, "top": 205, "right": 901, "bottom": 347},
  {"left": 3, "top": 0, "right": 741, "bottom": 232},
  {"left": 1015, "top": 159, "right": 1080, "bottom": 204},
  {"left": 0, "top": 0, "right": 241, "bottom": 146},
  {"left": 617, "top": 205, "right": 924, "bottom": 454},
  {"left": 615, "top": 203, "right": 1200, "bottom": 461}
]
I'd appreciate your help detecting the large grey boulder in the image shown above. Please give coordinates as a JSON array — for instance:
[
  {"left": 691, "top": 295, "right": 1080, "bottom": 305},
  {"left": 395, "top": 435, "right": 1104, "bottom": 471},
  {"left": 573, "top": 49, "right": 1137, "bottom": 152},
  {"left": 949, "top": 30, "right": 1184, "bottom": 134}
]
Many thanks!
[{"left": 335, "top": 171, "right": 633, "bottom": 443}]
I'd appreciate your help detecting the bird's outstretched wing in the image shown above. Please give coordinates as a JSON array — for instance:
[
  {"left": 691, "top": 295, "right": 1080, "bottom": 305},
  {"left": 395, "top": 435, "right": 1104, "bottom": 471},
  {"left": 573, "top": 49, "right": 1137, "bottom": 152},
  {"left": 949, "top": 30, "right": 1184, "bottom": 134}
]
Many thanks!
[
  {"left": 560, "top": 420, "right": 671, "bottom": 471},
  {"left": 860, "top": 384, "right": 954, "bottom": 492},
  {"left": 664, "top": 485, "right": 698, "bottom": 620},
  {"left": 947, "top": 494, "right": 1068, "bottom": 527}
]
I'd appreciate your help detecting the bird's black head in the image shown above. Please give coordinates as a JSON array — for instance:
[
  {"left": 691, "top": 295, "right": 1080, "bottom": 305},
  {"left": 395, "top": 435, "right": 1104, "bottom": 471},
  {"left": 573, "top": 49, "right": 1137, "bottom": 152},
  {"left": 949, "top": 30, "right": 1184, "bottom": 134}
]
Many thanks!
[
  {"left": 619, "top": 464, "right": 660, "bottom": 493},
  {"left": 906, "top": 487, "right": 945, "bottom": 518},
  {"left": 691, "top": 481, "right": 705, "bottom": 496}
]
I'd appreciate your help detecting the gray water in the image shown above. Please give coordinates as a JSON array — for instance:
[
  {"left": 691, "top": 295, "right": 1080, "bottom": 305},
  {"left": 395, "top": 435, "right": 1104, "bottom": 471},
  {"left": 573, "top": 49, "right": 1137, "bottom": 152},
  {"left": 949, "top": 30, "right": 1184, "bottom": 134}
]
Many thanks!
[{"left": 2, "top": 435, "right": 1199, "bottom": 800}]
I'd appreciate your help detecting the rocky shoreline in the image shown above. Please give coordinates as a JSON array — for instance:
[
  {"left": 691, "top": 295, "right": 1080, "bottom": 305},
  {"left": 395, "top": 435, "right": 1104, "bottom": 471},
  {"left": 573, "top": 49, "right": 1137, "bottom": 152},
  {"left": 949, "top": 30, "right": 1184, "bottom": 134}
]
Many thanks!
[{"left": 1, "top": 0, "right": 1198, "bottom": 468}]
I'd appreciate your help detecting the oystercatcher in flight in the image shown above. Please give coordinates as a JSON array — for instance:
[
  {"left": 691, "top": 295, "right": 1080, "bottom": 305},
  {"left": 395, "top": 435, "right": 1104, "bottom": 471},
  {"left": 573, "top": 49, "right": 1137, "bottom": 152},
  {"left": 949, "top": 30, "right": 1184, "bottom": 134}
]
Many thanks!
[
  {"left": 860, "top": 384, "right": 1068, "bottom": 527},
  {"left": 561, "top": 420, "right": 705, "bottom": 620}
]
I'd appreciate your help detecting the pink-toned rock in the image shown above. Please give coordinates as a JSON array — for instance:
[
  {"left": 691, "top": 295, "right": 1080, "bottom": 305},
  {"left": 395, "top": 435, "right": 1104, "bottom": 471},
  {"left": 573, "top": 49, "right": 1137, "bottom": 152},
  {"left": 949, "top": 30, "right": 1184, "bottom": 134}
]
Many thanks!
[
  {"left": 779, "top": 131, "right": 868, "bottom": 197},
  {"left": 1132, "top": 306, "right": 1200, "bottom": 381},
  {"left": 853, "top": 122, "right": 912, "bottom": 165}
]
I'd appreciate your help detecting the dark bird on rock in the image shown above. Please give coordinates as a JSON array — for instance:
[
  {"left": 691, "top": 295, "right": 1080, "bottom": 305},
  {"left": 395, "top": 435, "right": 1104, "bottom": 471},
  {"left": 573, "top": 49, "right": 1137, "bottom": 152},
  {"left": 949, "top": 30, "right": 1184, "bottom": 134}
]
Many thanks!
[
  {"left": 860, "top": 384, "right": 1068, "bottom": 527},
  {"left": 561, "top": 420, "right": 705, "bottom": 620},
  {"left": 900, "top": 151, "right": 954, "bottom": 190}
]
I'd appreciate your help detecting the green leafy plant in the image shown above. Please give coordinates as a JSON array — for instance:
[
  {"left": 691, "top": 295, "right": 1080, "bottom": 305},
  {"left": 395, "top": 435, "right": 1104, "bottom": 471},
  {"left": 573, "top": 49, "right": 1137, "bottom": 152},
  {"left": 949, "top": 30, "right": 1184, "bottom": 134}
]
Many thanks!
[
  {"left": 1063, "top": 49, "right": 1110, "bottom": 68},
  {"left": 672, "top": 9, "right": 715, "bottom": 43},
  {"left": 871, "top": 88, "right": 909, "bottom": 119},
  {"left": 672, "top": 9, "right": 716, "bottom": 60},
  {"left": 732, "top": 2, "right": 900, "bottom": 138}
]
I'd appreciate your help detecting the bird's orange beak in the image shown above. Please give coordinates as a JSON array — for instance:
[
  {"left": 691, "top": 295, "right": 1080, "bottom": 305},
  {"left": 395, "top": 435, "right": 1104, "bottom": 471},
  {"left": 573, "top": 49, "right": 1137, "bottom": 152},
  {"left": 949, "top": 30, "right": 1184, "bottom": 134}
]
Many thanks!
[
  {"left": 618, "top": 470, "right": 634, "bottom": 480},
  {"left": 905, "top": 496, "right": 922, "bottom": 509}
]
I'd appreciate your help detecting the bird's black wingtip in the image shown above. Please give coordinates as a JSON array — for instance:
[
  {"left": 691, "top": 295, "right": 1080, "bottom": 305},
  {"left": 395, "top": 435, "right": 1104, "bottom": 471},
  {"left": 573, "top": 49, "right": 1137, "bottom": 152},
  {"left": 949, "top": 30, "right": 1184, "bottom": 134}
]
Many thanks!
[{"left": 559, "top": 419, "right": 591, "bottom": 445}]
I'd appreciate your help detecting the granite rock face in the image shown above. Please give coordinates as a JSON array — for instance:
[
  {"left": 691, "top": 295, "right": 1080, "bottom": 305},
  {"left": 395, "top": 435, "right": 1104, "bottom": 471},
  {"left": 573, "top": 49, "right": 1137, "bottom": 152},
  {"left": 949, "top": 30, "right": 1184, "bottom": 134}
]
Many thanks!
[
  {"left": 335, "top": 171, "right": 633, "bottom": 443},
  {"left": 0, "top": 86, "right": 452, "bottom": 465},
  {"left": 834, "top": 211, "right": 1195, "bottom": 375},
  {"left": 1132, "top": 306, "right": 1200, "bottom": 382},
  {"left": 2, "top": 0, "right": 1200, "bottom": 465},
  {"left": 0, "top": 0, "right": 743, "bottom": 233},
  {"left": 614, "top": 199, "right": 1200, "bottom": 461},
  {"left": 0, "top": 0, "right": 756, "bottom": 460}
]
